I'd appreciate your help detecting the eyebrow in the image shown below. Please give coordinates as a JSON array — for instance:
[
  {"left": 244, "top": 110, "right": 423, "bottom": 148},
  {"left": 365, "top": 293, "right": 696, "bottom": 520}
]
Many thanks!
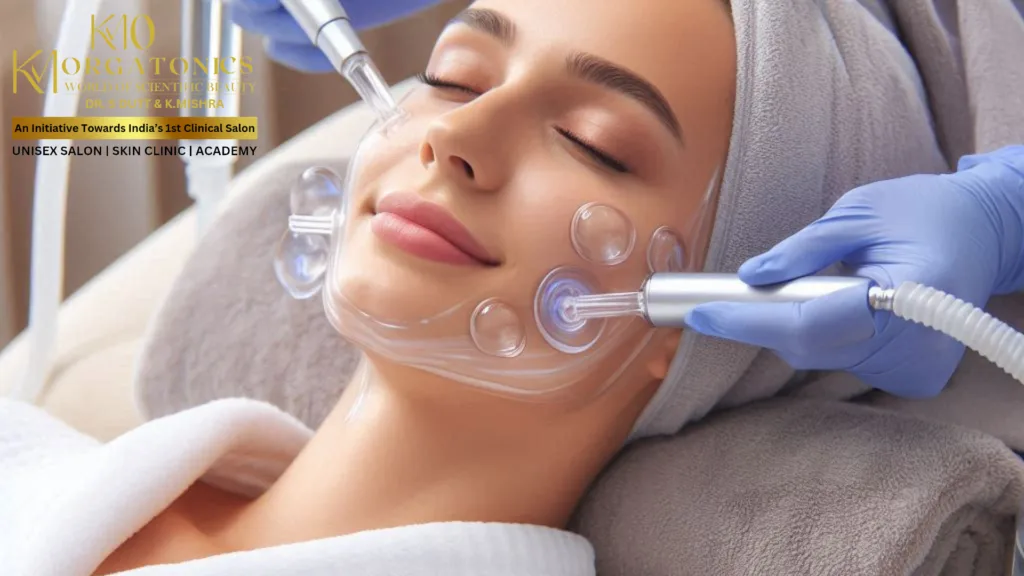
[
  {"left": 448, "top": 8, "right": 685, "bottom": 144},
  {"left": 566, "top": 53, "right": 683, "bottom": 143},
  {"left": 450, "top": 8, "right": 516, "bottom": 46}
]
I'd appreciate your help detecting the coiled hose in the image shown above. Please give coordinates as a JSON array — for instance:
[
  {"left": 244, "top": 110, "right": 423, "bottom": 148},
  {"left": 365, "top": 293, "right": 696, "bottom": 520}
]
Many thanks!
[{"left": 873, "top": 282, "right": 1024, "bottom": 384}]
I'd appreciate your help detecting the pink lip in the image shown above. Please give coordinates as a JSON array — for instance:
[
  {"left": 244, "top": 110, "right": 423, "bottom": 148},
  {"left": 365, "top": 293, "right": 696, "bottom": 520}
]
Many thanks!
[{"left": 371, "top": 192, "right": 497, "bottom": 267}]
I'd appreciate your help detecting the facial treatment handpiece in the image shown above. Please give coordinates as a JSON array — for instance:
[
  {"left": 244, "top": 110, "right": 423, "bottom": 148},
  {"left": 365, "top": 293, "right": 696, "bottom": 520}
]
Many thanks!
[
  {"left": 561, "top": 273, "right": 874, "bottom": 328},
  {"left": 278, "top": 0, "right": 399, "bottom": 121}
]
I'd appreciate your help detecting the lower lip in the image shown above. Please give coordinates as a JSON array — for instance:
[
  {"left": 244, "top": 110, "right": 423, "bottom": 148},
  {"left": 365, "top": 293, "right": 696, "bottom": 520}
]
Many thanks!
[{"left": 371, "top": 212, "right": 484, "bottom": 266}]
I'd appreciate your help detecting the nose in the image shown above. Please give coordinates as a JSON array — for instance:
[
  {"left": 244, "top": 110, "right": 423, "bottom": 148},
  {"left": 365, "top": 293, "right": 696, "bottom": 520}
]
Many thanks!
[{"left": 419, "top": 103, "right": 510, "bottom": 192}]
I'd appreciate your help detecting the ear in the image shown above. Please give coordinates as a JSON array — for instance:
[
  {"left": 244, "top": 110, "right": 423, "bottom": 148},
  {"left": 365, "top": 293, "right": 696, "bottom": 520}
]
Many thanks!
[{"left": 645, "top": 329, "right": 683, "bottom": 380}]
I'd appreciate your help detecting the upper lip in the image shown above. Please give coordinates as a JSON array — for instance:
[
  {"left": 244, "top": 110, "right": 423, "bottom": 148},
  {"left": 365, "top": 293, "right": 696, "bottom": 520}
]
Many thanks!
[{"left": 375, "top": 192, "right": 498, "bottom": 265}]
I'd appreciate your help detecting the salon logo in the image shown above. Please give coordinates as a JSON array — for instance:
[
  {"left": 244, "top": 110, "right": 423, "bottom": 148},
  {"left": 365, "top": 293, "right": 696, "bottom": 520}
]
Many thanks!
[{"left": 11, "top": 13, "right": 255, "bottom": 108}]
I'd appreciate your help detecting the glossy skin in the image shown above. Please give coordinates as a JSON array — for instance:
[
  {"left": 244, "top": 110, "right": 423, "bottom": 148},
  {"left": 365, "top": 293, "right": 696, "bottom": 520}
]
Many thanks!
[{"left": 94, "top": 1, "right": 736, "bottom": 573}]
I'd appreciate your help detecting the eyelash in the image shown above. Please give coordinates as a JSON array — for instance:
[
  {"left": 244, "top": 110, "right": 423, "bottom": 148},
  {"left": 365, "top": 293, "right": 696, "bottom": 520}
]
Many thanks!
[
  {"left": 416, "top": 72, "right": 631, "bottom": 174},
  {"left": 416, "top": 72, "right": 479, "bottom": 95},
  {"left": 554, "top": 128, "right": 629, "bottom": 174}
]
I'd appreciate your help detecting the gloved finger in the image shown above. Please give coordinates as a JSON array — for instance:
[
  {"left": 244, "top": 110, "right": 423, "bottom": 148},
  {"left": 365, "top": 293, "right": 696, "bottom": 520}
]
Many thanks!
[
  {"left": 263, "top": 39, "right": 335, "bottom": 73},
  {"left": 227, "top": 0, "right": 281, "bottom": 13},
  {"left": 957, "top": 145, "right": 1024, "bottom": 178},
  {"left": 737, "top": 210, "right": 873, "bottom": 286},
  {"left": 853, "top": 328, "right": 967, "bottom": 398},
  {"left": 685, "top": 283, "right": 876, "bottom": 354},
  {"left": 230, "top": 5, "right": 309, "bottom": 44}
]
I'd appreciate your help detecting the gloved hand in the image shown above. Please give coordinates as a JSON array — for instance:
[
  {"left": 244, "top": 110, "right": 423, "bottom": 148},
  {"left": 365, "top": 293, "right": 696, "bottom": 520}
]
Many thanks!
[
  {"left": 685, "top": 145, "right": 1024, "bottom": 397},
  {"left": 229, "top": 0, "right": 441, "bottom": 72}
]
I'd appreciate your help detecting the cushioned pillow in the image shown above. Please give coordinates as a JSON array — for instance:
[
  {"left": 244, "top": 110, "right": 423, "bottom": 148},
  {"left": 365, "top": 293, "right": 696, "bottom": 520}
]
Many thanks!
[
  {"left": 134, "top": 159, "right": 360, "bottom": 428},
  {"left": 570, "top": 397, "right": 1024, "bottom": 576}
]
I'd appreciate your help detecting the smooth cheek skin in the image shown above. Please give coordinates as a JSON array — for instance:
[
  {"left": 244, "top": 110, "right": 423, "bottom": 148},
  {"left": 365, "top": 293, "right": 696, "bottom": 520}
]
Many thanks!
[{"left": 332, "top": 102, "right": 659, "bottom": 325}]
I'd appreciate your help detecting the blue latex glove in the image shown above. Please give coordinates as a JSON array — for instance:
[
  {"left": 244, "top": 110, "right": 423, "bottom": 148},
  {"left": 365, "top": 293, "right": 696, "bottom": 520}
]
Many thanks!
[
  {"left": 230, "top": 0, "right": 443, "bottom": 72},
  {"left": 685, "top": 145, "right": 1024, "bottom": 397}
]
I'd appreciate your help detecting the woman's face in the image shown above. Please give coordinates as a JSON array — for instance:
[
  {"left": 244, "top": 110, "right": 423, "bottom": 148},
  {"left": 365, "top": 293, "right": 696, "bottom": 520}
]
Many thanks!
[{"left": 329, "top": 0, "right": 735, "bottom": 400}]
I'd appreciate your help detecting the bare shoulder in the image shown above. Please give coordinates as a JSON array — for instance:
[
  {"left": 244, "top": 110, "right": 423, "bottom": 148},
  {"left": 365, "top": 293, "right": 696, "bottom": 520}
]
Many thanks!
[
  {"left": 92, "top": 502, "right": 224, "bottom": 575},
  {"left": 93, "top": 481, "right": 251, "bottom": 575}
]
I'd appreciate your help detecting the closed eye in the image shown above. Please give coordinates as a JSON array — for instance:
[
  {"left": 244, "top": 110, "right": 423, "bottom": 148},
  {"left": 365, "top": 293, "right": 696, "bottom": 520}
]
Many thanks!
[
  {"left": 417, "top": 72, "right": 481, "bottom": 96},
  {"left": 555, "top": 128, "right": 629, "bottom": 173},
  {"left": 417, "top": 72, "right": 631, "bottom": 174}
]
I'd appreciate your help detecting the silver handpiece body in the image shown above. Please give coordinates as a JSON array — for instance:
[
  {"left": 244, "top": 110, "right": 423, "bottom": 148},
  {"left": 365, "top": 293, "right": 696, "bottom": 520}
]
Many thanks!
[
  {"left": 278, "top": 0, "right": 365, "bottom": 72},
  {"left": 277, "top": 0, "right": 399, "bottom": 121},
  {"left": 642, "top": 273, "right": 870, "bottom": 327}
]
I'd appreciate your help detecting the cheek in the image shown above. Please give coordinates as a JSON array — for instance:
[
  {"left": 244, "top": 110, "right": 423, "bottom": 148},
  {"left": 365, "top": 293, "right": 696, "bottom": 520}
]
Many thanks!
[
  {"left": 344, "top": 89, "right": 458, "bottom": 206},
  {"left": 499, "top": 187, "right": 657, "bottom": 301},
  {"left": 345, "top": 125, "right": 423, "bottom": 205},
  {"left": 508, "top": 158, "right": 675, "bottom": 277}
]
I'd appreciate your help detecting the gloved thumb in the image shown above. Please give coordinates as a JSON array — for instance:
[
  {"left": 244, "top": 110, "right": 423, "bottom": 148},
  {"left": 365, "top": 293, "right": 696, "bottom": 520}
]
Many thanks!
[{"left": 738, "top": 208, "right": 872, "bottom": 286}]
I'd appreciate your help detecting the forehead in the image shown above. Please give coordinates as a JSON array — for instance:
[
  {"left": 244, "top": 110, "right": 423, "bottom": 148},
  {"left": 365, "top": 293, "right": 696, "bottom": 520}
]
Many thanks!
[{"left": 462, "top": 0, "right": 735, "bottom": 132}]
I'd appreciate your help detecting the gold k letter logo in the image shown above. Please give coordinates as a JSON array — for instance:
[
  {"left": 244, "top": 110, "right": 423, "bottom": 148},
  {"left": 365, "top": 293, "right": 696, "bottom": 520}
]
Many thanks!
[
  {"left": 90, "top": 15, "right": 155, "bottom": 51},
  {"left": 11, "top": 50, "right": 52, "bottom": 94},
  {"left": 91, "top": 15, "right": 118, "bottom": 50}
]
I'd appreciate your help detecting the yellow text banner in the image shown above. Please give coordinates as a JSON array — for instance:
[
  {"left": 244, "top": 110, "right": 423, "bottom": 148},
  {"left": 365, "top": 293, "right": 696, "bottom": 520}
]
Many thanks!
[{"left": 11, "top": 116, "right": 258, "bottom": 140}]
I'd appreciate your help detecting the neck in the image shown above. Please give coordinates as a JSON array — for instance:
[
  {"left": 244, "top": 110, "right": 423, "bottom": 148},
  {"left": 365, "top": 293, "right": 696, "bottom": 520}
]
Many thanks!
[{"left": 226, "top": 357, "right": 627, "bottom": 548}]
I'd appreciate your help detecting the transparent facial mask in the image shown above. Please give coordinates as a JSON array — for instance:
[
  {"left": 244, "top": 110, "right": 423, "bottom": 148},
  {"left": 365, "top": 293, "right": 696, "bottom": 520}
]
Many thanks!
[{"left": 274, "top": 88, "right": 721, "bottom": 402}]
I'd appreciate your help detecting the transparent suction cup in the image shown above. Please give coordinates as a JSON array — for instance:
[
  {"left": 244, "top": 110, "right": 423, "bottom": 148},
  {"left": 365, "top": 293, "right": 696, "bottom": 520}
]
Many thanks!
[
  {"left": 571, "top": 203, "right": 635, "bottom": 266},
  {"left": 290, "top": 166, "right": 344, "bottom": 216},
  {"left": 535, "top": 267, "right": 605, "bottom": 354},
  {"left": 274, "top": 232, "right": 330, "bottom": 299},
  {"left": 471, "top": 298, "right": 527, "bottom": 358},
  {"left": 273, "top": 167, "right": 346, "bottom": 299},
  {"left": 647, "top": 226, "right": 686, "bottom": 273}
]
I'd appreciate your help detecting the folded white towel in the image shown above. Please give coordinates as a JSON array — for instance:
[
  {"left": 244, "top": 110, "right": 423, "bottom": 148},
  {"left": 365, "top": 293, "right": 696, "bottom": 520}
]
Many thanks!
[{"left": 0, "top": 398, "right": 594, "bottom": 576}]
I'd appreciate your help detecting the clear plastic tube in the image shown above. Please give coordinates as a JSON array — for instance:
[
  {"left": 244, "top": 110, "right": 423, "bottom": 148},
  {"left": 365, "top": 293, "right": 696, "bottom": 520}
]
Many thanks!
[
  {"left": 13, "top": 0, "right": 105, "bottom": 404},
  {"left": 288, "top": 214, "right": 335, "bottom": 235}
]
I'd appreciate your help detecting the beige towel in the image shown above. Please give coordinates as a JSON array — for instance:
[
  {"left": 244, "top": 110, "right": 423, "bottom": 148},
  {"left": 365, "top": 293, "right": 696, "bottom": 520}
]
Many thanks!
[{"left": 574, "top": 398, "right": 1024, "bottom": 576}]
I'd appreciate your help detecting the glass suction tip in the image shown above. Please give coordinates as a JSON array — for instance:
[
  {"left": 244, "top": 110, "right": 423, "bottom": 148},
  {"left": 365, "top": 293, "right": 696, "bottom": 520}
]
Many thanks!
[
  {"left": 535, "top": 267, "right": 605, "bottom": 354},
  {"left": 342, "top": 52, "right": 400, "bottom": 123},
  {"left": 560, "top": 291, "right": 645, "bottom": 322}
]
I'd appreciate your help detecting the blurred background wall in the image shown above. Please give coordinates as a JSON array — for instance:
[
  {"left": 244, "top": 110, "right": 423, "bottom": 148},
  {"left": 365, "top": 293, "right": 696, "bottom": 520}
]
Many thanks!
[{"left": 0, "top": 0, "right": 469, "bottom": 350}]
